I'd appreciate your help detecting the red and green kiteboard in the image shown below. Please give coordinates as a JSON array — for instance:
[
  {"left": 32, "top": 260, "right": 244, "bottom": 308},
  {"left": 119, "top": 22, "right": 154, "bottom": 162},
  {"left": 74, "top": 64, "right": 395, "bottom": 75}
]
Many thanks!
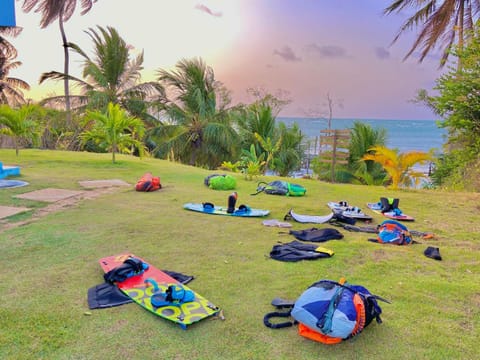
[{"left": 99, "top": 253, "right": 220, "bottom": 329}]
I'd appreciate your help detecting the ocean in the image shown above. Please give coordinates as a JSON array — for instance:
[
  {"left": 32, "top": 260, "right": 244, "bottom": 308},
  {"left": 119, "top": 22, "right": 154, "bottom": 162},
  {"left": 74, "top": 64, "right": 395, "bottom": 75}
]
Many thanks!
[{"left": 277, "top": 117, "right": 447, "bottom": 154}]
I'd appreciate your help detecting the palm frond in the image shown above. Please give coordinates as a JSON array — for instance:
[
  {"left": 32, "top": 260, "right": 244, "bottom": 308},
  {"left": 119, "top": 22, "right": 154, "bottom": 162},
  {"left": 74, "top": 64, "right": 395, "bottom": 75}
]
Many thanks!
[
  {"left": 385, "top": 0, "right": 480, "bottom": 66},
  {"left": 22, "top": 0, "right": 96, "bottom": 28}
]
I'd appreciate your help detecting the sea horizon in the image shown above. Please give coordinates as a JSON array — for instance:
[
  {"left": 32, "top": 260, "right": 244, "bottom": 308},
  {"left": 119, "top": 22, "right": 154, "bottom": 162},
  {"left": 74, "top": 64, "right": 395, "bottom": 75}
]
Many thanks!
[
  {"left": 281, "top": 116, "right": 438, "bottom": 122},
  {"left": 277, "top": 116, "right": 446, "bottom": 154}
]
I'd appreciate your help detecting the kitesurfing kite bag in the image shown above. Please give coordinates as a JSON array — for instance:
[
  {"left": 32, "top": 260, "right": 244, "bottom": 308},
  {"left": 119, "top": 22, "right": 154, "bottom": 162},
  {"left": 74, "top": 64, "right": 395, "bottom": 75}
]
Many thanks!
[
  {"left": 253, "top": 180, "right": 306, "bottom": 196},
  {"left": 135, "top": 172, "right": 161, "bottom": 192}
]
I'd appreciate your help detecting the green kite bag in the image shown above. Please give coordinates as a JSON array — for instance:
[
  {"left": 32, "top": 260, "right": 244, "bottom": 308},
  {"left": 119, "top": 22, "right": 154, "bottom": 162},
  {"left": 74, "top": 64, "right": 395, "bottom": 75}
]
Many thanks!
[
  {"left": 204, "top": 174, "right": 237, "bottom": 190},
  {"left": 252, "top": 180, "right": 306, "bottom": 196}
]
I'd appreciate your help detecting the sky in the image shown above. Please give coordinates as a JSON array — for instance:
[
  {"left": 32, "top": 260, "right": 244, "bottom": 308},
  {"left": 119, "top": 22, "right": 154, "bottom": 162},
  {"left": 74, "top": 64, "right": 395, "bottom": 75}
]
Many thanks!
[{"left": 7, "top": 0, "right": 446, "bottom": 120}]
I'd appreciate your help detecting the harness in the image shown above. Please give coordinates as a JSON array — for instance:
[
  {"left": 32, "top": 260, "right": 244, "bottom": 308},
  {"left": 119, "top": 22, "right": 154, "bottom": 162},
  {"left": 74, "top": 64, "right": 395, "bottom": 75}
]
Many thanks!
[{"left": 104, "top": 257, "right": 148, "bottom": 283}]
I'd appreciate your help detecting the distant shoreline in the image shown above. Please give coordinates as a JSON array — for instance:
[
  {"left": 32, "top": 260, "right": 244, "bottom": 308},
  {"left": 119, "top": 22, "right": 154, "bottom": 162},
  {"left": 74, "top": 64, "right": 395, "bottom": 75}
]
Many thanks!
[
  {"left": 279, "top": 116, "right": 439, "bottom": 122},
  {"left": 277, "top": 117, "right": 446, "bottom": 154},
  {"left": 278, "top": 117, "right": 441, "bottom": 178}
]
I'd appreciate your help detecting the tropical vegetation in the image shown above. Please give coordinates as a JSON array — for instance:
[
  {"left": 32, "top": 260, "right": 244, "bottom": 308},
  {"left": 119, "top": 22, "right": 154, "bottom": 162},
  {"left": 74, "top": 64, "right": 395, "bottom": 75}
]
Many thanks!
[
  {"left": 80, "top": 102, "right": 145, "bottom": 163},
  {"left": 384, "top": 0, "right": 480, "bottom": 67},
  {"left": 150, "top": 57, "right": 240, "bottom": 169},
  {"left": 233, "top": 93, "right": 304, "bottom": 177},
  {"left": 271, "top": 121, "right": 304, "bottom": 177},
  {"left": 348, "top": 122, "right": 388, "bottom": 185},
  {"left": 0, "top": 31, "right": 29, "bottom": 106},
  {"left": 310, "top": 122, "right": 387, "bottom": 185},
  {"left": 21, "top": 0, "right": 97, "bottom": 120},
  {"left": 237, "top": 100, "right": 277, "bottom": 154},
  {"left": 0, "top": 104, "right": 42, "bottom": 155},
  {"left": 3, "top": 5, "right": 480, "bottom": 191},
  {"left": 40, "top": 26, "right": 163, "bottom": 121},
  {"left": 37, "top": 25, "right": 163, "bottom": 150},
  {"left": 239, "top": 143, "right": 266, "bottom": 180},
  {"left": 362, "top": 145, "right": 432, "bottom": 189},
  {"left": 417, "top": 22, "right": 480, "bottom": 190}
]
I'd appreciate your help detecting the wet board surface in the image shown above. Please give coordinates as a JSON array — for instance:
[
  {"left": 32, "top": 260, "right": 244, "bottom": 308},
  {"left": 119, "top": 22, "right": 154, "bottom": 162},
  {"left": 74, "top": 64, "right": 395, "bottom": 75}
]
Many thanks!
[
  {"left": 366, "top": 203, "right": 415, "bottom": 221},
  {"left": 183, "top": 203, "right": 270, "bottom": 217},
  {"left": 327, "top": 202, "right": 373, "bottom": 221},
  {"left": 99, "top": 254, "right": 220, "bottom": 329}
]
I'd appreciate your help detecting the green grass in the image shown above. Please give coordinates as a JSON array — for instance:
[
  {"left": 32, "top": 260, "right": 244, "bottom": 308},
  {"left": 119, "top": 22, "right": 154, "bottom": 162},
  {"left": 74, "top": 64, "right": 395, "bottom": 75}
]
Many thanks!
[{"left": 0, "top": 149, "right": 479, "bottom": 360}]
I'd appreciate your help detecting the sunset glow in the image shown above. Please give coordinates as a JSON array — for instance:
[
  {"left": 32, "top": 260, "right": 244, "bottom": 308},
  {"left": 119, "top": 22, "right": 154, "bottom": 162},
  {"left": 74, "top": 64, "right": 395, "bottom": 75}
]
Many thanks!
[{"left": 10, "top": 0, "right": 440, "bottom": 120}]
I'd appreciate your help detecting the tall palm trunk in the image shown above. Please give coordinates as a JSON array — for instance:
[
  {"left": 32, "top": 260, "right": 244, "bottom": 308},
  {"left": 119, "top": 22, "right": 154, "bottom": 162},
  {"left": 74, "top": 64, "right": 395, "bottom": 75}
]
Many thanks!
[
  {"left": 189, "top": 140, "right": 201, "bottom": 166},
  {"left": 457, "top": 1, "right": 465, "bottom": 69},
  {"left": 112, "top": 144, "right": 116, "bottom": 163},
  {"left": 58, "top": 5, "right": 71, "bottom": 126}
]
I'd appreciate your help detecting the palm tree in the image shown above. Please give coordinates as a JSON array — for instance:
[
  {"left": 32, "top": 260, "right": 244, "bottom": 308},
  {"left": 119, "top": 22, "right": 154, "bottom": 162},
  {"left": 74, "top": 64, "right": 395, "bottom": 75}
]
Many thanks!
[
  {"left": 349, "top": 122, "right": 387, "bottom": 163},
  {"left": 81, "top": 102, "right": 145, "bottom": 163},
  {"left": 272, "top": 122, "right": 304, "bottom": 177},
  {"left": 384, "top": 0, "right": 480, "bottom": 66},
  {"left": 39, "top": 26, "right": 163, "bottom": 122},
  {"left": 348, "top": 121, "right": 387, "bottom": 184},
  {"left": 0, "top": 104, "right": 43, "bottom": 155},
  {"left": 238, "top": 102, "right": 276, "bottom": 147},
  {"left": 152, "top": 57, "right": 239, "bottom": 168},
  {"left": 236, "top": 93, "right": 301, "bottom": 176},
  {"left": 21, "top": 0, "right": 97, "bottom": 120},
  {"left": 1, "top": 18, "right": 30, "bottom": 108},
  {"left": 0, "top": 27, "right": 21, "bottom": 58},
  {"left": 254, "top": 132, "right": 282, "bottom": 174},
  {"left": 362, "top": 145, "right": 432, "bottom": 189},
  {"left": 239, "top": 144, "right": 266, "bottom": 180},
  {"left": 0, "top": 29, "right": 29, "bottom": 106},
  {"left": 235, "top": 101, "right": 278, "bottom": 169}
]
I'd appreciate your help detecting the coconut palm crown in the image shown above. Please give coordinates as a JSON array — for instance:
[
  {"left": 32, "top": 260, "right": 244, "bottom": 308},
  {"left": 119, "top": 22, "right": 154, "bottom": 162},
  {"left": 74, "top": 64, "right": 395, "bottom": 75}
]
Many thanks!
[{"left": 384, "top": 0, "right": 480, "bottom": 67}]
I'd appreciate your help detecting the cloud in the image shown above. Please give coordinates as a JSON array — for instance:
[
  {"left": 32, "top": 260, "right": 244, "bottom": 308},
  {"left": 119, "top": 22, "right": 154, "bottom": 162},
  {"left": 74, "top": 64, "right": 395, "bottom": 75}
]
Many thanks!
[
  {"left": 375, "top": 46, "right": 390, "bottom": 59},
  {"left": 273, "top": 46, "right": 302, "bottom": 62},
  {"left": 306, "top": 43, "right": 348, "bottom": 58},
  {"left": 195, "top": 3, "right": 223, "bottom": 17}
]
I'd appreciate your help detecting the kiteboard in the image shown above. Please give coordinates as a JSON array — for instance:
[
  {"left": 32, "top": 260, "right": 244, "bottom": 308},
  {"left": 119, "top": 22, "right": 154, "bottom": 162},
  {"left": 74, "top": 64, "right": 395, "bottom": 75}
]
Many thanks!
[
  {"left": 183, "top": 203, "right": 269, "bottom": 217},
  {"left": 99, "top": 254, "right": 220, "bottom": 329},
  {"left": 284, "top": 209, "right": 334, "bottom": 224},
  {"left": 366, "top": 203, "right": 415, "bottom": 221},
  {"left": 327, "top": 201, "right": 373, "bottom": 221}
]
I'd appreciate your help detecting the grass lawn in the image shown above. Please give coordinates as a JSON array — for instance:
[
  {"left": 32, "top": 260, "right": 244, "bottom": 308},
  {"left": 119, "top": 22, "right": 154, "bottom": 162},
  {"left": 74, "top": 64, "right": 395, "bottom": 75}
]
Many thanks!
[{"left": 0, "top": 149, "right": 479, "bottom": 360}]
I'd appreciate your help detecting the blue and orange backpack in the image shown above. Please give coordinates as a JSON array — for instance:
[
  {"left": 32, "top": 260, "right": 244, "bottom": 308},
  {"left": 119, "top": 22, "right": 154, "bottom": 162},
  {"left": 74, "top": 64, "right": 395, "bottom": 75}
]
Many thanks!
[
  {"left": 264, "top": 278, "right": 389, "bottom": 344},
  {"left": 373, "top": 220, "right": 413, "bottom": 245}
]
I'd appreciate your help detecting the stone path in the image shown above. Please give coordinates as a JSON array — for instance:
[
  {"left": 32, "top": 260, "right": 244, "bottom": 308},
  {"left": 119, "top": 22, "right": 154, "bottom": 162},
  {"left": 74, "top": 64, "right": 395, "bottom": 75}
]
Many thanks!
[
  {"left": 15, "top": 188, "right": 85, "bottom": 202},
  {"left": 0, "top": 205, "right": 31, "bottom": 219},
  {"left": 0, "top": 179, "right": 131, "bottom": 232}
]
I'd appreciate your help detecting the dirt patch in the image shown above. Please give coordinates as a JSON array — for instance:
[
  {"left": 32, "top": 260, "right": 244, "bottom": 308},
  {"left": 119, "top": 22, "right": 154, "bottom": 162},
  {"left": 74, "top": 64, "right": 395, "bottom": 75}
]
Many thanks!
[
  {"left": 370, "top": 248, "right": 392, "bottom": 262},
  {"left": 0, "top": 180, "right": 131, "bottom": 233},
  {"left": 78, "top": 179, "right": 130, "bottom": 189}
]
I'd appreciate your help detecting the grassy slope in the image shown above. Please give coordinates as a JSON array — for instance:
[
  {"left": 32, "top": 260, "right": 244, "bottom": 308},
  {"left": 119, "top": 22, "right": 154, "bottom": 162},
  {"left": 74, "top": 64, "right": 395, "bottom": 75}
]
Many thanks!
[{"left": 0, "top": 149, "right": 478, "bottom": 360}]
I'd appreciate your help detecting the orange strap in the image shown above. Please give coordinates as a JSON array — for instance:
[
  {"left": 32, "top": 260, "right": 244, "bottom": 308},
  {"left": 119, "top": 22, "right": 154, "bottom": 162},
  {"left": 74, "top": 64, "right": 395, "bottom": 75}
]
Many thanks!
[
  {"left": 350, "top": 293, "right": 366, "bottom": 337},
  {"left": 297, "top": 323, "right": 342, "bottom": 344}
]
